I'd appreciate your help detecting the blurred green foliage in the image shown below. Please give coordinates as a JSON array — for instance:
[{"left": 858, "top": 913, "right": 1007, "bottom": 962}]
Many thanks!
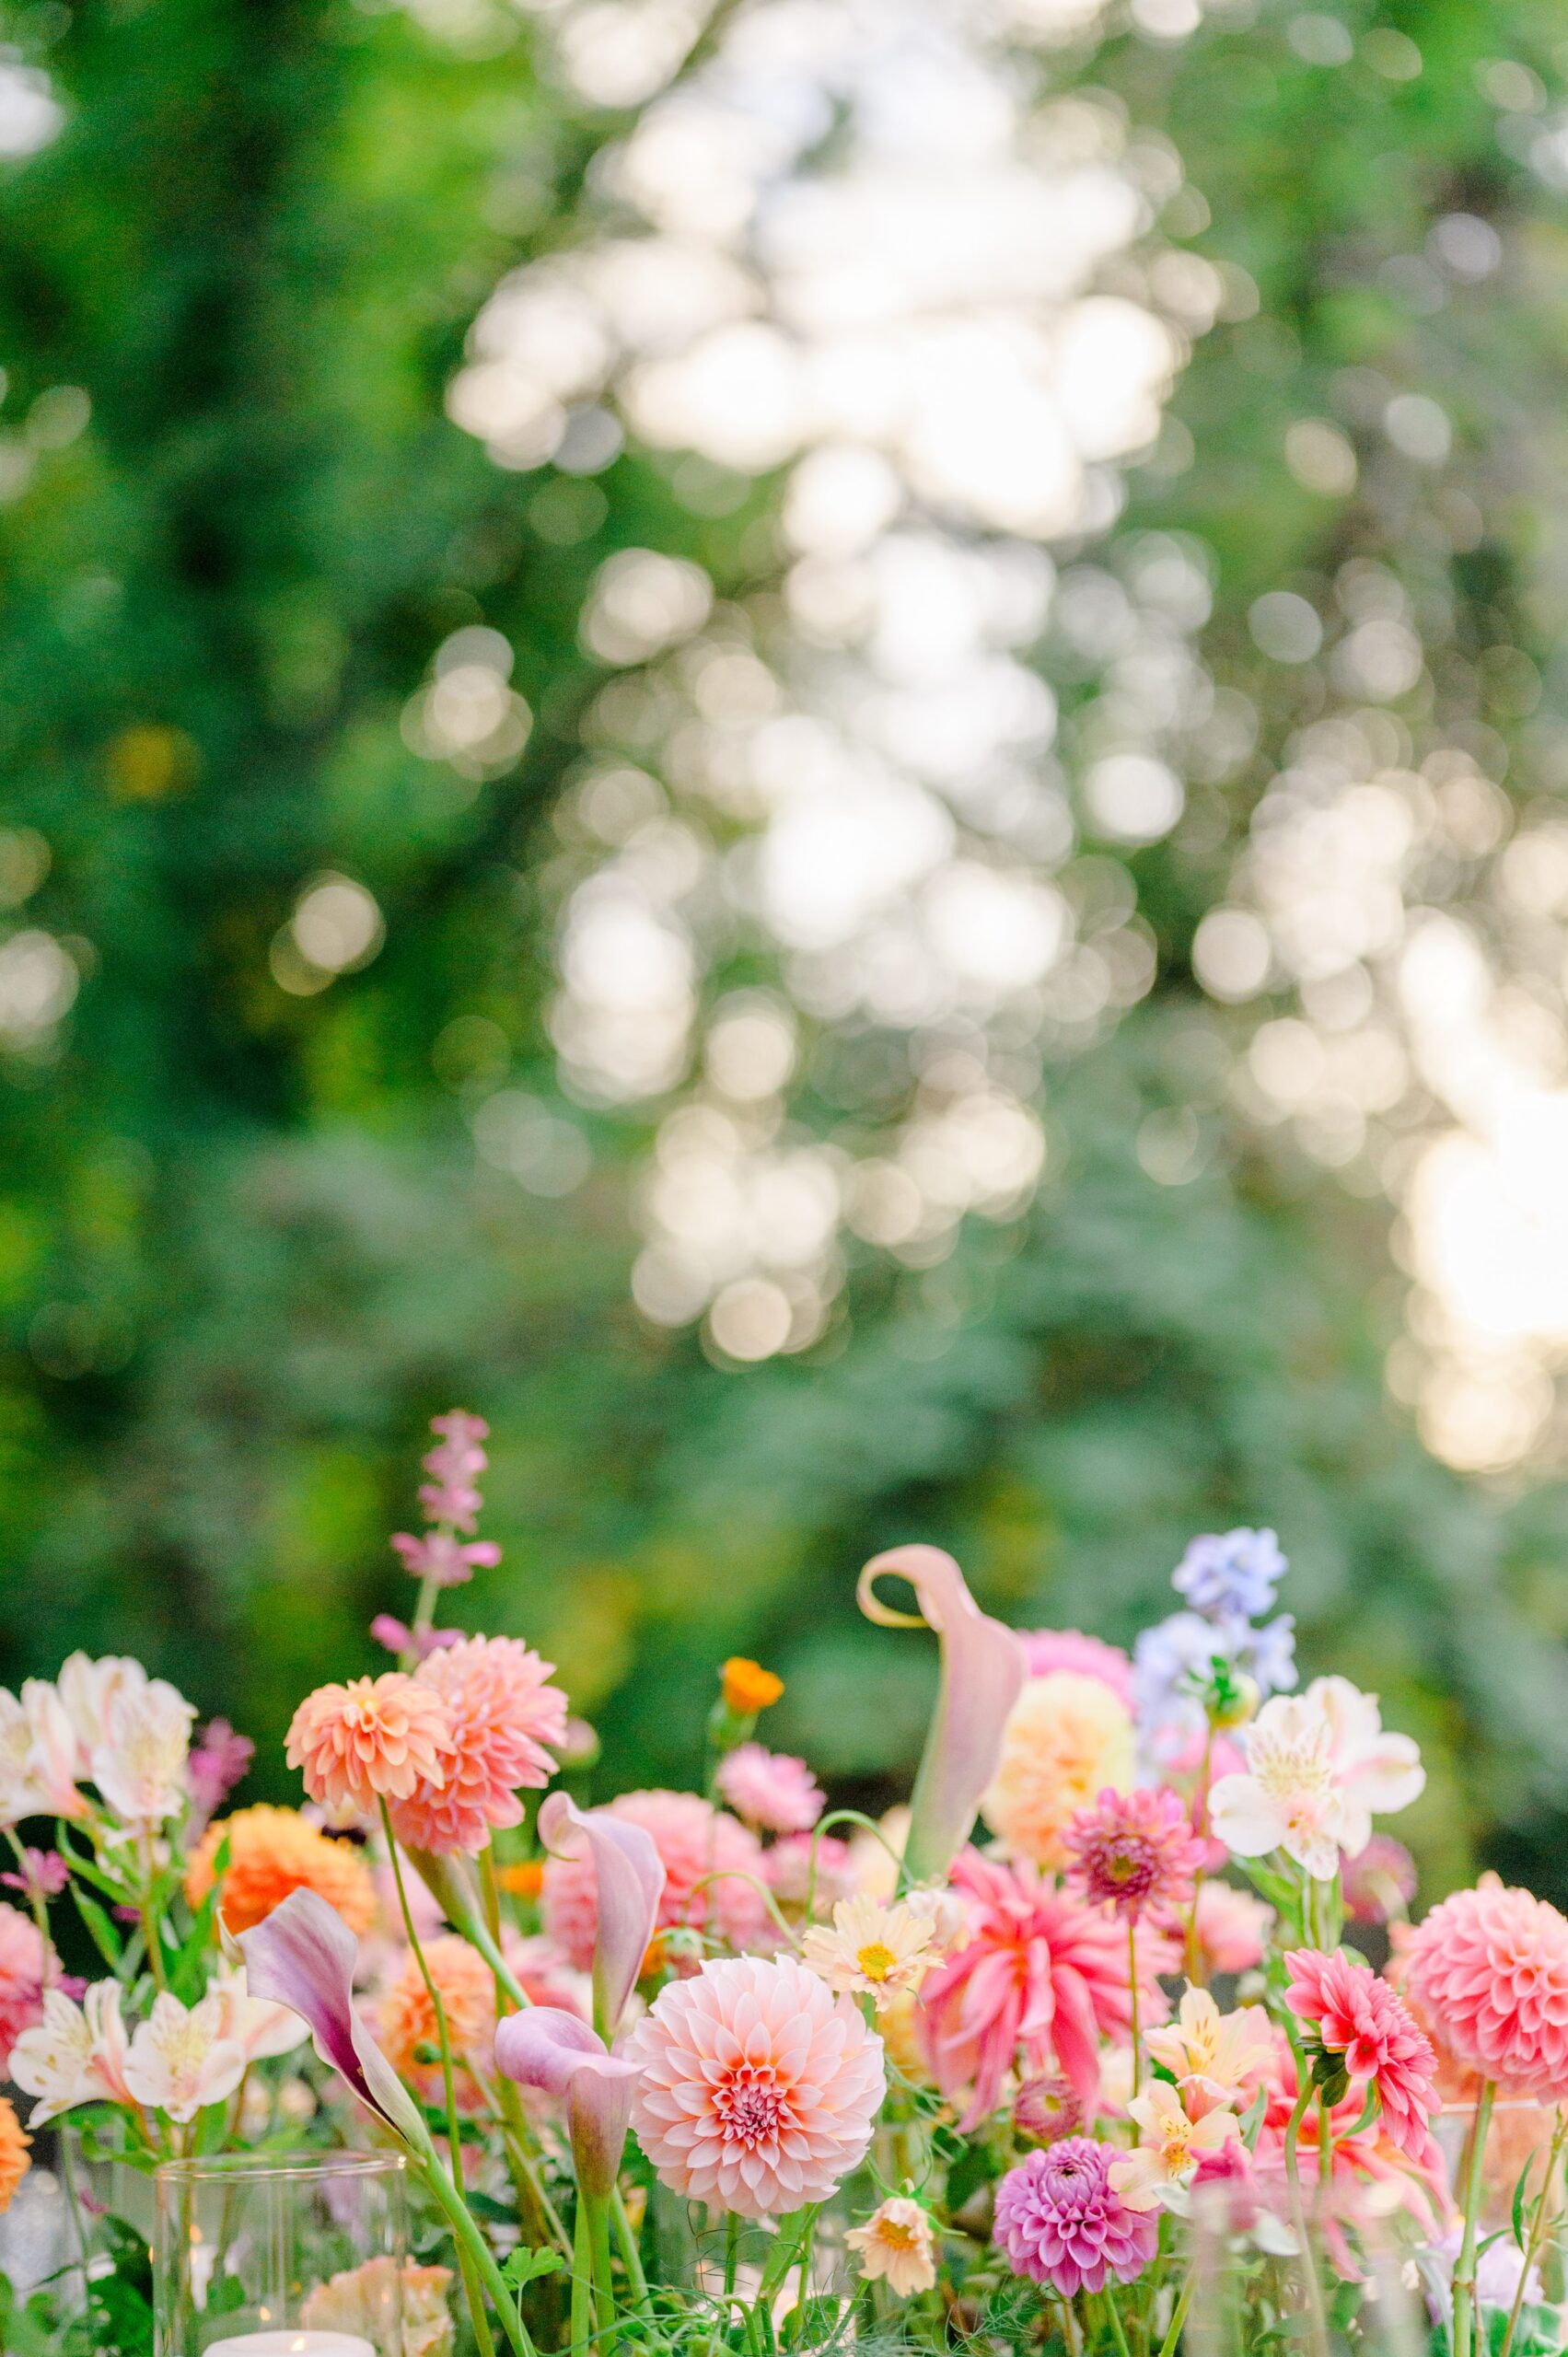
[{"left": 2, "top": 0, "right": 1568, "bottom": 1904}]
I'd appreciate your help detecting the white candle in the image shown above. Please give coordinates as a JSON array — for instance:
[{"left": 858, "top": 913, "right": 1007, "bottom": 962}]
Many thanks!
[{"left": 201, "top": 2334, "right": 376, "bottom": 2356}]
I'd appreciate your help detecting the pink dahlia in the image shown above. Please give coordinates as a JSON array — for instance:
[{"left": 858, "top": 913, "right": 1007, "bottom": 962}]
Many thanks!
[
  {"left": 1283, "top": 1949, "right": 1437, "bottom": 2161},
  {"left": 387, "top": 1636, "right": 567, "bottom": 1856},
  {"left": 1403, "top": 1879, "right": 1568, "bottom": 2100},
  {"left": 1191, "top": 1880, "right": 1272, "bottom": 1976},
  {"left": 918, "top": 1850, "right": 1172, "bottom": 2127},
  {"left": 715, "top": 1744, "right": 824, "bottom": 1835},
  {"left": 0, "top": 1904, "right": 48, "bottom": 2076},
  {"left": 542, "top": 1790, "right": 767, "bottom": 1964},
  {"left": 285, "top": 1675, "right": 456, "bottom": 1821},
  {"left": 764, "top": 1832, "right": 856, "bottom": 1915},
  {"left": 1063, "top": 1785, "right": 1206, "bottom": 1922},
  {"left": 625, "top": 1953, "right": 884, "bottom": 2217},
  {"left": 993, "top": 2139, "right": 1157, "bottom": 2296},
  {"left": 1020, "top": 1631, "right": 1134, "bottom": 1704}
]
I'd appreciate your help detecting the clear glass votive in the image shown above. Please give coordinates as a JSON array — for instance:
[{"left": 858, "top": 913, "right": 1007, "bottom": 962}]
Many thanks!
[{"left": 153, "top": 2151, "right": 409, "bottom": 2357}]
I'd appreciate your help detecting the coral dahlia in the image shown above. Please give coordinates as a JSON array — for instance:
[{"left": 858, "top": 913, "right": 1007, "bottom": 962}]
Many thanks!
[
  {"left": 388, "top": 1636, "right": 567, "bottom": 1856},
  {"left": 1063, "top": 1784, "right": 1206, "bottom": 1922},
  {"left": 286, "top": 1676, "right": 455, "bottom": 1822},
  {"left": 1402, "top": 1878, "right": 1568, "bottom": 2101},
  {"left": 379, "top": 1934, "right": 497, "bottom": 2107},
  {"left": 186, "top": 1805, "right": 377, "bottom": 1936},
  {"left": 994, "top": 2139, "right": 1157, "bottom": 2295},
  {"left": 625, "top": 1954, "right": 884, "bottom": 2217}
]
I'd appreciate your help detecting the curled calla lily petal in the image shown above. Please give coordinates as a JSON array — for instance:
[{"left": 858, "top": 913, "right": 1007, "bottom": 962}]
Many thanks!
[
  {"left": 858, "top": 1543, "right": 1026, "bottom": 1886},
  {"left": 538, "top": 1791, "right": 664, "bottom": 2041},
  {"left": 494, "top": 2005, "right": 639, "bottom": 2199},
  {"left": 238, "top": 1888, "right": 424, "bottom": 2146}
]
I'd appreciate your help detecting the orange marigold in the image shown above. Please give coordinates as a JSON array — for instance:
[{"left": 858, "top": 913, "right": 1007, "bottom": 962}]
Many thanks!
[
  {"left": 495, "top": 1860, "right": 544, "bottom": 1900},
  {"left": 186, "top": 1805, "right": 377, "bottom": 1937},
  {"left": 721, "top": 1658, "right": 784, "bottom": 1714},
  {"left": 379, "top": 1935, "right": 496, "bottom": 2107},
  {"left": 0, "top": 2094, "right": 29, "bottom": 2214}
]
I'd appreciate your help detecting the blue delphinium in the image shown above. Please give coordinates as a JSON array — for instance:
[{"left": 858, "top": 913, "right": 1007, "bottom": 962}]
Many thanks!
[{"left": 1171, "top": 1527, "right": 1286, "bottom": 1623}]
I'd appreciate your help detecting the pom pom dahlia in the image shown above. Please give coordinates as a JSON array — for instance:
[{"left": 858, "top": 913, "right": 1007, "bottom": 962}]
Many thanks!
[
  {"left": 1283, "top": 1948, "right": 1436, "bottom": 2160},
  {"left": 982, "top": 1671, "right": 1136, "bottom": 1868},
  {"left": 379, "top": 1934, "right": 496, "bottom": 2106},
  {"left": 1063, "top": 1784, "right": 1206, "bottom": 1922},
  {"left": 625, "top": 1953, "right": 884, "bottom": 2217},
  {"left": 1019, "top": 1631, "right": 1134, "bottom": 1702},
  {"left": 715, "top": 1743, "right": 824, "bottom": 1834},
  {"left": 994, "top": 2139, "right": 1157, "bottom": 2295},
  {"left": 1402, "top": 1878, "right": 1568, "bottom": 2100},
  {"left": 388, "top": 1636, "right": 567, "bottom": 1856},
  {"left": 185, "top": 1805, "right": 377, "bottom": 1936},
  {"left": 542, "top": 1790, "right": 766, "bottom": 1965},
  {"left": 287, "top": 1675, "right": 455, "bottom": 1821},
  {"left": 0, "top": 1901, "right": 49, "bottom": 2077}
]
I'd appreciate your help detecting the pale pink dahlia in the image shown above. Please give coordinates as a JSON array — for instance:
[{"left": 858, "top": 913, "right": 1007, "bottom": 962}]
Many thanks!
[
  {"left": 1283, "top": 1949, "right": 1436, "bottom": 2161},
  {"left": 1020, "top": 1631, "right": 1134, "bottom": 1703},
  {"left": 919, "top": 1850, "right": 1172, "bottom": 2127},
  {"left": 625, "top": 1953, "right": 885, "bottom": 2217},
  {"left": 285, "top": 1675, "right": 456, "bottom": 1821},
  {"left": 764, "top": 1832, "right": 856, "bottom": 1914},
  {"left": 542, "top": 1790, "right": 767, "bottom": 1964},
  {"left": 0, "top": 1904, "right": 48, "bottom": 2076},
  {"left": 1063, "top": 1785, "right": 1206, "bottom": 1922},
  {"left": 387, "top": 1637, "right": 568, "bottom": 1856},
  {"left": 1403, "top": 1879, "right": 1568, "bottom": 2100},
  {"left": 993, "top": 2139, "right": 1157, "bottom": 2296},
  {"left": 715, "top": 1744, "right": 824, "bottom": 1835}
]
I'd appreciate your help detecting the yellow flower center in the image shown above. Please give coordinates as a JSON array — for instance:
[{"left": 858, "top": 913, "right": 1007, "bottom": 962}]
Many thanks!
[
  {"left": 856, "top": 1941, "right": 898, "bottom": 1983},
  {"left": 878, "top": 2220, "right": 918, "bottom": 2250}
]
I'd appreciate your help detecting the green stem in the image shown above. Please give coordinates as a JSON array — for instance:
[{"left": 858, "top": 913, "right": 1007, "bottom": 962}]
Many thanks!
[
  {"left": 1156, "top": 2269, "right": 1194, "bottom": 2357},
  {"left": 139, "top": 1829, "right": 168, "bottom": 1991},
  {"left": 381, "top": 1804, "right": 467, "bottom": 2175},
  {"left": 611, "top": 2188, "right": 649, "bottom": 2306},
  {"left": 725, "top": 2209, "right": 740, "bottom": 2300},
  {"left": 1103, "top": 2287, "right": 1135, "bottom": 2357},
  {"left": 413, "top": 2141, "right": 536, "bottom": 2357},
  {"left": 1453, "top": 2082, "right": 1497, "bottom": 2357},
  {"left": 1128, "top": 1921, "right": 1141, "bottom": 2097},
  {"left": 1283, "top": 2078, "right": 1330, "bottom": 2357},
  {"left": 588, "top": 2192, "right": 614, "bottom": 2334},
  {"left": 1497, "top": 2107, "right": 1566, "bottom": 2357},
  {"left": 571, "top": 2193, "right": 594, "bottom": 2357},
  {"left": 455, "top": 2232, "right": 498, "bottom": 2357}
]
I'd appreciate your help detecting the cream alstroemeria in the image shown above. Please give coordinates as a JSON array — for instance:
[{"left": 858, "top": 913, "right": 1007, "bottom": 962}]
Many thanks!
[
  {"left": 1208, "top": 1677, "right": 1423, "bottom": 1884},
  {"left": 210, "top": 1962, "right": 309, "bottom": 2063},
  {"left": 0, "top": 1681, "right": 86, "bottom": 1827},
  {"left": 123, "top": 1991, "right": 245, "bottom": 2124},
  {"left": 92, "top": 1678, "right": 195, "bottom": 1826},
  {"left": 11, "top": 1981, "right": 133, "bottom": 2123},
  {"left": 1109, "top": 2081, "right": 1238, "bottom": 2213},
  {"left": 58, "top": 1653, "right": 149, "bottom": 1771},
  {"left": 845, "top": 2197, "right": 938, "bottom": 2296},
  {"left": 801, "top": 1893, "right": 937, "bottom": 2011},
  {"left": 1144, "top": 1986, "right": 1274, "bottom": 2117}
]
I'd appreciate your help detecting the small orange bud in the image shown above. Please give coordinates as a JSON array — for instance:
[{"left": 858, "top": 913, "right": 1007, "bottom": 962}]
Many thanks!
[
  {"left": 495, "top": 1860, "right": 545, "bottom": 1900},
  {"left": 721, "top": 1656, "right": 784, "bottom": 1714}
]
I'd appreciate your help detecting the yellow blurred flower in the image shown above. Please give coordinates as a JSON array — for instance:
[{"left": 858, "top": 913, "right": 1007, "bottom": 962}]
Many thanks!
[{"left": 981, "top": 1671, "right": 1136, "bottom": 1868}]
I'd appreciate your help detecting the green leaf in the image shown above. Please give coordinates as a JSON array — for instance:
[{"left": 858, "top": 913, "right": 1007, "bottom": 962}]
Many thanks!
[
  {"left": 1511, "top": 2153, "right": 1534, "bottom": 2252},
  {"left": 72, "top": 1885, "right": 124, "bottom": 1970},
  {"left": 501, "top": 2246, "right": 564, "bottom": 2288}
]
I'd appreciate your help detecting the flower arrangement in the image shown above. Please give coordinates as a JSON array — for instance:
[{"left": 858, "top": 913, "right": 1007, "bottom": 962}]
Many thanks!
[{"left": 3, "top": 1428, "right": 1568, "bottom": 2357}]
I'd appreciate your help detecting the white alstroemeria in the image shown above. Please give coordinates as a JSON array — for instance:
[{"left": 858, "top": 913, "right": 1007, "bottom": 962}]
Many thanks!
[
  {"left": 1208, "top": 1677, "right": 1423, "bottom": 1883},
  {"left": 58, "top": 1653, "right": 150, "bottom": 1771},
  {"left": 92, "top": 1678, "right": 195, "bottom": 1825},
  {"left": 210, "top": 1962, "right": 308, "bottom": 2062},
  {"left": 0, "top": 1680, "right": 85, "bottom": 1826},
  {"left": 11, "top": 1980, "right": 133, "bottom": 2123},
  {"left": 123, "top": 1991, "right": 245, "bottom": 2124}
]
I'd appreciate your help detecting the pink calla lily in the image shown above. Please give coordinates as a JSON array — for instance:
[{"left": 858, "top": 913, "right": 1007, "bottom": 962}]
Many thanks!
[
  {"left": 494, "top": 2006, "right": 639, "bottom": 2199},
  {"left": 538, "top": 1791, "right": 664, "bottom": 2041},
  {"left": 238, "top": 1887, "right": 424, "bottom": 2146},
  {"left": 858, "top": 1542, "right": 1026, "bottom": 1885}
]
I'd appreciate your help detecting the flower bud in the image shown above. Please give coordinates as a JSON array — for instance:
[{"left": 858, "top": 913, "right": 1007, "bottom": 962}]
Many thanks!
[{"left": 1013, "top": 2073, "right": 1083, "bottom": 2146}]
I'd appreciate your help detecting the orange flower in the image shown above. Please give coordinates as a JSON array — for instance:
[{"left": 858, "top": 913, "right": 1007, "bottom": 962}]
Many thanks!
[
  {"left": 495, "top": 1860, "right": 544, "bottom": 1900},
  {"left": 379, "top": 1935, "right": 496, "bottom": 2107},
  {"left": 721, "top": 1658, "right": 784, "bottom": 1714},
  {"left": 286, "top": 1675, "right": 455, "bottom": 1820},
  {"left": 186, "top": 1805, "right": 377, "bottom": 1937},
  {"left": 0, "top": 2094, "right": 29, "bottom": 2214}
]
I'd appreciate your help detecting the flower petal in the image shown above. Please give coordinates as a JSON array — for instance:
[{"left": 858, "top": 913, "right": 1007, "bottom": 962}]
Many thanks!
[
  {"left": 538, "top": 1791, "right": 664, "bottom": 2040},
  {"left": 238, "top": 1888, "right": 423, "bottom": 2144},
  {"left": 495, "top": 2005, "right": 640, "bottom": 2198}
]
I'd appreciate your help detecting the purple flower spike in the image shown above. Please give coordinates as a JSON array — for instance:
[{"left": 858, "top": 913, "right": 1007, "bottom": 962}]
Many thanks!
[
  {"left": 494, "top": 2007, "right": 639, "bottom": 2200},
  {"left": 538, "top": 1791, "right": 664, "bottom": 2041},
  {"left": 238, "top": 1888, "right": 424, "bottom": 2144},
  {"left": 858, "top": 1543, "right": 1026, "bottom": 1885},
  {"left": 189, "top": 1719, "right": 255, "bottom": 1815}
]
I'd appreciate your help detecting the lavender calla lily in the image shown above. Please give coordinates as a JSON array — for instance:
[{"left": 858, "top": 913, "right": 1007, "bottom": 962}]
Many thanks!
[
  {"left": 537, "top": 1791, "right": 664, "bottom": 2042},
  {"left": 238, "top": 1887, "right": 424, "bottom": 2145},
  {"left": 858, "top": 1542, "right": 1026, "bottom": 1885},
  {"left": 494, "top": 2006, "right": 639, "bottom": 2200}
]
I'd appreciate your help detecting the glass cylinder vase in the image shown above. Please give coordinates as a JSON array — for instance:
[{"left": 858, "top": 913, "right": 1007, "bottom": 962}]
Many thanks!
[
  {"left": 1183, "top": 2179, "right": 1426, "bottom": 2357},
  {"left": 153, "top": 2151, "right": 412, "bottom": 2357}
]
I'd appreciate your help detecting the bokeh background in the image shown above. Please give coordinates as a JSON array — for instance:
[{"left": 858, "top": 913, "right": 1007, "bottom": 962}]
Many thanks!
[{"left": 2, "top": 0, "right": 1567, "bottom": 1901}]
